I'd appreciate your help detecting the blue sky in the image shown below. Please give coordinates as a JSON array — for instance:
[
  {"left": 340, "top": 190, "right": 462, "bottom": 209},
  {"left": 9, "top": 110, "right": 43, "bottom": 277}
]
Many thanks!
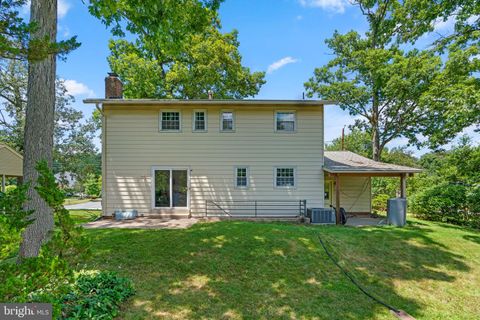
[{"left": 51, "top": 0, "right": 477, "bottom": 155}]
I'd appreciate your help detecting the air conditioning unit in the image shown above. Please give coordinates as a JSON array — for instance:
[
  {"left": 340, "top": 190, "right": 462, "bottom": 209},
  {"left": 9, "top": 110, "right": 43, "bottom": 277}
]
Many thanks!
[{"left": 308, "top": 208, "right": 336, "bottom": 224}]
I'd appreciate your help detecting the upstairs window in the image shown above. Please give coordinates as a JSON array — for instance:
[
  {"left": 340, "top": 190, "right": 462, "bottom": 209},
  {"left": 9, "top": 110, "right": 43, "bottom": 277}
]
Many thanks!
[
  {"left": 221, "top": 111, "right": 234, "bottom": 132},
  {"left": 235, "top": 167, "right": 249, "bottom": 188},
  {"left": 275, "top": 111, "right": 296, "bottom": 132},
  {"left": 160, "top": 111, "right": 181, "bottom": 131},
  {"left": 275, "top": 167, "right": 296, "bottom": 187},
  {"left": 193, "top": 110, "right": 207, "bottom": 132}
]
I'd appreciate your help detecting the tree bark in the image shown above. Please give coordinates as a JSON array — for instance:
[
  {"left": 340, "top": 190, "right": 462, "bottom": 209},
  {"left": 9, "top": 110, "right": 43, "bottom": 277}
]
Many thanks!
[
  {"left": 18, "top": 0, "right": 57, "bottom": 260},
  {"left": 371, "top": 91, "right": 381, "bottom": 161}
]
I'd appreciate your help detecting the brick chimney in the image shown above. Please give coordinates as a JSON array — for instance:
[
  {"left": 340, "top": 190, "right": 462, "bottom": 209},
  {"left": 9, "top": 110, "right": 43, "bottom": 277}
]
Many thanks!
[{"left": 105, "top": 72, "right": 123, "bottom": 99}]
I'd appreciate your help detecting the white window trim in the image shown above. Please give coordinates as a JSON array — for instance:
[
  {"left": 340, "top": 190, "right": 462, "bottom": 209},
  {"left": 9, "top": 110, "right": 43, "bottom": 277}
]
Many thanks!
[
  {"left": 159, "top": 110, "right": 182, "bottom": 132},
  {"left": 151, "top": 166, "right": 190, "bottom": 209},
  {"left": 192, "top": 109, "right": 208, "bottom": 132},
  {"left": 220, "top": 110, "right": 235, "bottom": 132},
  {"left": 234, "top": 166, "right": 250, "bottom": 189},
  {"left": 274, "top": 110, "right": 296, "bottom": 133},
  {"left": 273, "top": 166, "right": 297, "bottom": 189}
]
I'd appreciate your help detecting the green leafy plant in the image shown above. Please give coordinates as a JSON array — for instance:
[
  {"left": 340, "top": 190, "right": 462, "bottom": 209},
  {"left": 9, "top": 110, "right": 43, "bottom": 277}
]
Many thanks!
[
  {"left": 61, "top": 271, "right": 135, "bottom": 320},
  {"left": 372, "top": 193, "right": 390, "bottom": 214},
  {"left": 34, "top": 161, "right": 91, "bottom": 265},
  {"left": 410, "top": 183, "right": 480, "bottom": 228},
  {"left": 0, "top": 184, "right": 33, "bottom": 260},
  {"left": 83, "top": 174, "right": 102, "bottom": 198}
]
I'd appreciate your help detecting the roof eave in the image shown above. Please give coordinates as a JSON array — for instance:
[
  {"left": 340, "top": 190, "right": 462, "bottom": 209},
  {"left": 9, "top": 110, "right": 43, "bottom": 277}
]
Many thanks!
[
  {"left": 83, "top": 98, "right": 338, "bottom": 106},
  {"left": 323, "top": 168, "right": 423, "bottom": 174}
]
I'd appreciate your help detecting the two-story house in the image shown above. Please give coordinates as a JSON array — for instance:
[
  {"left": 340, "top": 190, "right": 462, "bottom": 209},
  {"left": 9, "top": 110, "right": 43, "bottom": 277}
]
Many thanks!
[{"left": 85, "top": 74, "right": 421, "bottom": 221}]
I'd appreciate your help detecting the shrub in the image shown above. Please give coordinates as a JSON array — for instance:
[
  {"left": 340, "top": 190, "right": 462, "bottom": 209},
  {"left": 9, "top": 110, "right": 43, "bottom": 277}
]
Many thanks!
[
  {"left": 1, "top": 162, "right": 133, "bottom": 319},
  {"left": 466, "top": 185, "right": 480, "bottom": 214},
  {"left": 0, "top": 184, "right": 33, "bottom": 260},
  {"left": 410, "top": 183, "right": 480, "bottom": 228},
  {"left": 83, "top": 174, "right": 101, "bottom": 198},
  {"left": 5, "top": 184, "right": 17, "bottom": 193},
  {"left": 372, "top": 193, "right": 390, "bottom": 214},
  {"left": 61, "top": 271, "right": 135, "bottom": 319}
]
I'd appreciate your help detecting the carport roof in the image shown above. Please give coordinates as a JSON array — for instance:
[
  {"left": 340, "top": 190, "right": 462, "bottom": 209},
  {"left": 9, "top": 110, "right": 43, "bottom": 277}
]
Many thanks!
[{"left": 324, "top": 151, "right": 422, "bottom": 174}]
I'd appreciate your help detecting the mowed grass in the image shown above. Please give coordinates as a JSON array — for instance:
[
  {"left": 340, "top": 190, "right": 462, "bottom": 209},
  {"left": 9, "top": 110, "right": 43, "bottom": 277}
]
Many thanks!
[
  {"left": 69, "top": 209, "right": 101, "bottom": 224},
  {"left": 83, "top": 219, "right": 480, "bottom": 320}
]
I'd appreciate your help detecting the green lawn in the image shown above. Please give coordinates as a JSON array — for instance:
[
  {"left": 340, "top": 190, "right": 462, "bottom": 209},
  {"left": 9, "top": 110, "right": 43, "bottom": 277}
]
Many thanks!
[
  {"left": 82, "top": 219, "right": 480, "bottom": 320},
  {"left": 69, "top": 209, "right": 101, "bottom": 224}
]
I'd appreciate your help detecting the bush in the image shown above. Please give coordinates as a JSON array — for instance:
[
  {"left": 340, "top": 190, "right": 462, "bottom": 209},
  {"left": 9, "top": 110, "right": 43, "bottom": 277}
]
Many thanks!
[
  {"left": 372, "top": 193, "right": 390, "bottom": 214},
  {"left": 0, "top": 162, "right": 134, "bottom": 319},
  {"left": 466, "top": 185, "right": 480, "bottom": 214},
  {"left": 410, "top": 182, "right": 480, "bottom": 228},
  {"left": 0, "top": 256, "right": 73, "bottom": 317},
  {"left": 61, "top": 271, "right": 135, "bottom": 319},
  {"left": 0, "top": 184, "right": 32, "bottom": 260},
  {"left": 83, "top": 174, "right": 101, "bottom": 198},
  {"left": 5, "top": 184, "right": 17, "bottom": 193}
]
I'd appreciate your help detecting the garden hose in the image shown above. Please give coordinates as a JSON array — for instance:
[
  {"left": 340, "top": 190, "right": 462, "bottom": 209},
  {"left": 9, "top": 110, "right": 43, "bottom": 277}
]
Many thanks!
[{"left": 317, "top": 235, "right": 416, "bottom": 320}]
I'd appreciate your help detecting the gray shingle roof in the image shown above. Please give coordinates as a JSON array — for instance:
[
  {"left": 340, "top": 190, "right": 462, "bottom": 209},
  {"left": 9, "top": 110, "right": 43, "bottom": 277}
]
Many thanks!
[{"left": 324, "top": 151, "right": 422, "bottom": 174}]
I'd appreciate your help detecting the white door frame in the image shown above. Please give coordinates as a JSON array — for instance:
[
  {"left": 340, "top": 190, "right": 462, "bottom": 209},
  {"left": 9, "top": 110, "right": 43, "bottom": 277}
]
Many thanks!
[{"left": 151, "top": 166, "right": 190, "bottom": 209}]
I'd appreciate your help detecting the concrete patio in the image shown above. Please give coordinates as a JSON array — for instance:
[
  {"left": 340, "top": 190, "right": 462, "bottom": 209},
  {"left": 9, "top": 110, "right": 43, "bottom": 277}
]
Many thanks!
[
  {"left": 83, "top": 217, "right": 201, "bottom": 229},
  {"left": 345, "top": 216, "right": 387, "bottom": 227}
]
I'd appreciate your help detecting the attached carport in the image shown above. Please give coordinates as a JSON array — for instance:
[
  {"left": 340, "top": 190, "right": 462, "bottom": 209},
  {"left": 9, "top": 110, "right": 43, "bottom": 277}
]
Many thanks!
[
  {"left": 323, "top": 151, "right": 422, "bottom": 224},
  {"left": 0, "top": 144, "right": 23, "bottom": 192}
]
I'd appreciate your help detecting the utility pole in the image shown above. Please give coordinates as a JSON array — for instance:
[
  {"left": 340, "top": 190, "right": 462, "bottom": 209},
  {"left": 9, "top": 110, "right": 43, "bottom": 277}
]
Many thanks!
[{"left": 341, "top": 126, "right": 345, "bottom": 150}]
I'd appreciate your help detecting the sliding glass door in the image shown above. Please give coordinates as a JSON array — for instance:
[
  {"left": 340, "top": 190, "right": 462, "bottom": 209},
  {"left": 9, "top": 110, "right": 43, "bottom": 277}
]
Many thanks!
[{"left": 154, "top": 168, "right": 189, "bottom": 208}]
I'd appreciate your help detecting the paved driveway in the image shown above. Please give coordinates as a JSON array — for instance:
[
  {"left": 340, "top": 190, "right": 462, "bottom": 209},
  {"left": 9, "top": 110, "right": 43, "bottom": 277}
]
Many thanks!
[{"left": 65, "top": 201, "right": 102, "bottom": 210}]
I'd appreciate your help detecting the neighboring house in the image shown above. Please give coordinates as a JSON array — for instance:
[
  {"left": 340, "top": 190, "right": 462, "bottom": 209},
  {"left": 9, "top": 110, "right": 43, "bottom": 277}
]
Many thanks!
[
  {"left": 84, "top": 74, "right": 421, "bottom": 221},
  {"left": 0, "top": 143, "right": 23, "bottom": 193}
]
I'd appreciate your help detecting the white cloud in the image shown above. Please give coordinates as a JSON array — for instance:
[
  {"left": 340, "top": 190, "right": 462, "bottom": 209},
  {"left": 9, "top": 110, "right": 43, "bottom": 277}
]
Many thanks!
[
  {"left": 296, "top": 15, "right": 303, "bottom": 21},
  {"left": 63, "top": 79, "right": 95, "bottom": 97},
  {"left": 298, "top": 0, "right": 347, "bottom": 14},
  {"left": 58, "top": 0, "right": 70, "bottom": 19},
  {"left": 267, "top": 56, "right": 299, "bottom": 74}
]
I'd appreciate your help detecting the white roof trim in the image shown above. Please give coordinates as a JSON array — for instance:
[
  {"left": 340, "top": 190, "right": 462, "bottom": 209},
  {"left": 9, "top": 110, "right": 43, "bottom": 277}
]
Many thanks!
[{"left": 83, "top": 98, "right": 336, "bottom": 106}]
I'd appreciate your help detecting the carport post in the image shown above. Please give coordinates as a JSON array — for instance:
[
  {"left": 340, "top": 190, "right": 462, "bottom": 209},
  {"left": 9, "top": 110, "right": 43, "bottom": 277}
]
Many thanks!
[
  {"left": 400, "top": 173, "right": 407, "bottom": 198},
  {"left": 335, "top": 174, "right": 341, "bottom": 225},
  {"left": 1, "top": 174, "right": 5, "bottom": 193}
]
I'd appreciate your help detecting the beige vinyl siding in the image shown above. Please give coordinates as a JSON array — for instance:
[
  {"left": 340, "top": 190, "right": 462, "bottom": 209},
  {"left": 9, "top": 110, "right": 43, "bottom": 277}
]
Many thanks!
[
  {"left": 330, "top": 176, "right": 372, "bottom": 213},
  {"left": 103, "top": 104, "right": 324, "bottom": 216},
  {"left": 0, "top": 145, "right": 23, "bottom": 177}
]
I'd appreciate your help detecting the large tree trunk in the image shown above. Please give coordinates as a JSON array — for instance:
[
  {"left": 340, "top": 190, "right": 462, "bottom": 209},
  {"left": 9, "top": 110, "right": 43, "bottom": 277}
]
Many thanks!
[
  {"left": 371, "top": 91, "right": 381, "bottom": 161},
  {"left": 372, "top": 126, "right": 381, "bottom": 161},
  {"left": 18, "top": 0, "right": 57, "bottom": 260}
]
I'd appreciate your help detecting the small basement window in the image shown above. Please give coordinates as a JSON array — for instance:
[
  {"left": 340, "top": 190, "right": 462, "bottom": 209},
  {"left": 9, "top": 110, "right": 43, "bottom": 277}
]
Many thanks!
[
  {"left": 221, "top": 111, "right": 234, "bottom": 131},
  {"left": 235, "top": 167, "right": 249, "bottom": 188},
  {"left": 275, "top": 167, "right": 295, "bottom": 187},
  {"left": 275, "top": 111, "right": 296, "bottom": 132},
  {"left": 193, "top": 110, "right": 207, "bottom": 132},
  {"left": 160, "top": 111, "right": 181, "bottom": 131}
]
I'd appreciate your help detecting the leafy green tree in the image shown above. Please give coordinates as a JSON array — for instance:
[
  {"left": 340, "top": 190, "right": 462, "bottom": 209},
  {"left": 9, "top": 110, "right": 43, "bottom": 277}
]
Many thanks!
[
  {"left": 0, "top": 0, "right": 79, "bottom": 61},
  {"left": 326, "top": 128, "right": 372, "bottom": 158},
  {"left": 305, "top": 0, "right": 479, "bottom": 160},
  {"left": 88, "top": 0, "right": 265, "bottom": 98},
  {"left": 0, "top": 59, "right": 99, "bottom": 185},
  {"left": 19, "top": 0, "right": 79, "bottom": 259},
  {"left": 83, "top": 174, "right": 101, "bottom": 198}
]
